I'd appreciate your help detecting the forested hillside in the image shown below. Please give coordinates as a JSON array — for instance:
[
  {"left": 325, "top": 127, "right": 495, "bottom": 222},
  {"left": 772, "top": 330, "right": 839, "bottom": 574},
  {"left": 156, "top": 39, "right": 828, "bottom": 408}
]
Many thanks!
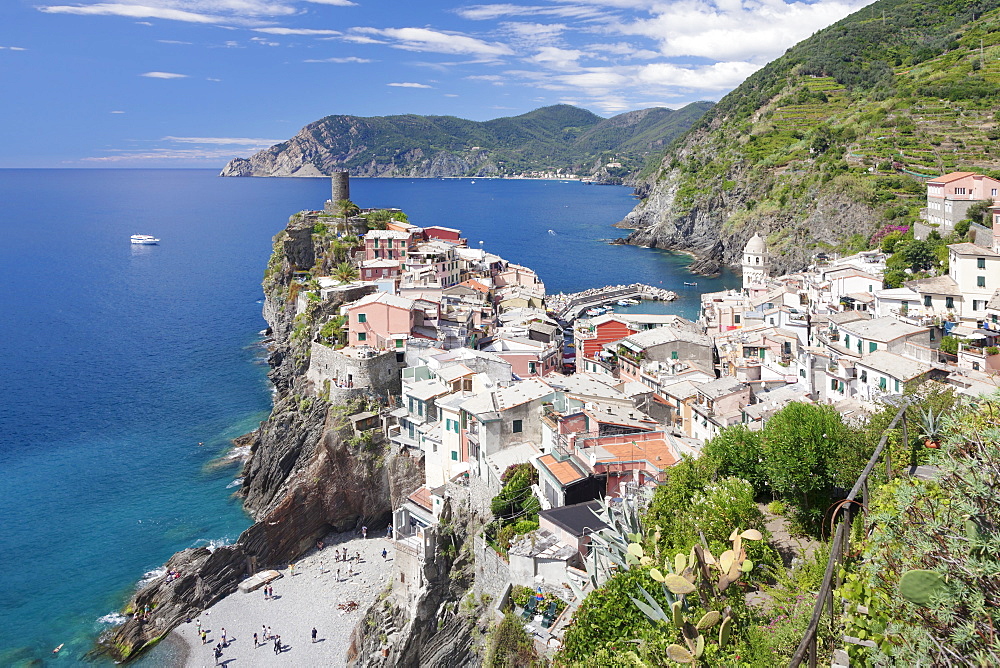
[
  {"left": 623, "top": 0, "right": 1000, "bottom": 274},
  {"left": 221, "top": 103, "right": 711, "bottom": 181}
]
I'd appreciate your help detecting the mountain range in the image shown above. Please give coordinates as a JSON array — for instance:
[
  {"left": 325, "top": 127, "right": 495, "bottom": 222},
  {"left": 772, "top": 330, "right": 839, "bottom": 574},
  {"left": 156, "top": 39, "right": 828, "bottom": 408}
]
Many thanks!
[{"left": 220, "top": 103, "right": 712, "bottom": 182}]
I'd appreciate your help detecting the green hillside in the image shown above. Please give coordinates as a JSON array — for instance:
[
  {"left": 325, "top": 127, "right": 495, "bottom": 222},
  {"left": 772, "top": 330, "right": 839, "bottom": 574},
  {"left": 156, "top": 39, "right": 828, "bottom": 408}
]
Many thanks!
[
  {"left": 627, "top": 0, "right": 1000, "bottom": 271},
  {"left": 222, "top": 103, "right": 712, "bottom": 180}
]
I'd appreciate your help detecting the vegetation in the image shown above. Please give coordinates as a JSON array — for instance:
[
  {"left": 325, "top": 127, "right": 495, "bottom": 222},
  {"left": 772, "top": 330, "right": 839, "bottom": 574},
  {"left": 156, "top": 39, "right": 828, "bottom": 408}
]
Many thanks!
[
  {"left": 484, "top": 612, "right": 539, "bottom": 667},
  {"left": 485, "top": 464, "right": 541, "bottom": 555}
]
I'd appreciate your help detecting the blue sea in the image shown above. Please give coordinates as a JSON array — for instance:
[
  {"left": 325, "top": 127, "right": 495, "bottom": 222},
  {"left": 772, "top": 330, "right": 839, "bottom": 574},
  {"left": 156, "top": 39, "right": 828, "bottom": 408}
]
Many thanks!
[{"left": 0, "top": 170, "right": 736, "bottom": 665}]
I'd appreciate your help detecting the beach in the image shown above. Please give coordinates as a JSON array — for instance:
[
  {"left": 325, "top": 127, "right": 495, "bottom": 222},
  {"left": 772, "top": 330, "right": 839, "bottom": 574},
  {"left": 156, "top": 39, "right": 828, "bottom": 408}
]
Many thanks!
[{"left": 172, "top": 530, "right": 393, "bottom": 667}]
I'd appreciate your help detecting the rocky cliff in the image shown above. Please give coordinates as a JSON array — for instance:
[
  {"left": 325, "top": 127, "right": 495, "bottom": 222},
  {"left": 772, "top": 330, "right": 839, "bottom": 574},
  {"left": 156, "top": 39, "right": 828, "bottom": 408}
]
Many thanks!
[
  {"left": 619, "top": 0, "right": 1000, "bottom": 273},
  {"left": 219, "top": 103, "right": 711, "bottom": 182},
  {"left": 101, "top": 213, "right": 424, "bottom": 662}
]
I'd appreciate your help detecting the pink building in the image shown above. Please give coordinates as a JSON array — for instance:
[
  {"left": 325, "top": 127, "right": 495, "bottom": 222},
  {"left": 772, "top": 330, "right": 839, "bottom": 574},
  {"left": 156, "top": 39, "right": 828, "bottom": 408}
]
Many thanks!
[
  {"left": 346, "top": 292, "right": 420, "bottom": 349},
  {"left": 925, "top": 172, "right": 1000, "bottom": 232},
  {"left": 364, "top": 230, "right": 413, "bottom": 261},
  {"left": 359, "top": 259, "right": 401, "bottom": 282}
]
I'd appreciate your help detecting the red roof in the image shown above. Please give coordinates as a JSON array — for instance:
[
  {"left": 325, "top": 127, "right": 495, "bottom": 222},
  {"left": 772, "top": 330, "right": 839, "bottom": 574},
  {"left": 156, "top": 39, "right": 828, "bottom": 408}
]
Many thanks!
[{"left": 407, "top": 487, "right": 433, "bottom": 512}]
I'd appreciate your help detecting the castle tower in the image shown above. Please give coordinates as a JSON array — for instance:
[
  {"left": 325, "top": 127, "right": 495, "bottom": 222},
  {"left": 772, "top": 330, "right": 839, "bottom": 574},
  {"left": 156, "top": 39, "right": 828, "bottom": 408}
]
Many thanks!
[
  {"left": 331, "top": 171, "right": 350, "bottom": 203},
  {"left": 742, "top": 233, "right": 770, "bottom": 290}
]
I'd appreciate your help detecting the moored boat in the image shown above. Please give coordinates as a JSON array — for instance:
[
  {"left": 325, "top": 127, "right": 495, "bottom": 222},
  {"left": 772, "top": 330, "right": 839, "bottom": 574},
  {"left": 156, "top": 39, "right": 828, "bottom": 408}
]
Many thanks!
[{"left": 131, "top": 234, "right": 160, "bottom": 245}]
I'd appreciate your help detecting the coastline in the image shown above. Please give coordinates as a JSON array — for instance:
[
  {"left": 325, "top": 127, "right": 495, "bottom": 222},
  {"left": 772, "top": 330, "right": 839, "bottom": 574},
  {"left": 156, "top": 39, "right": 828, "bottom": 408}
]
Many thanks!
[{"left": 167, "top": 530, "right": 393, "bottom": 667}]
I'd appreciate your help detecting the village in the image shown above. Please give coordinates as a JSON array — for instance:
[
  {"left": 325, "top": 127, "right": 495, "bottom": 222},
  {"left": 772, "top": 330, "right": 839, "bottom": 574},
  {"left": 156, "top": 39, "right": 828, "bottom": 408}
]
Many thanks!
[{"left": 288, "top": 171, "right": 1000, "bottom": 654}]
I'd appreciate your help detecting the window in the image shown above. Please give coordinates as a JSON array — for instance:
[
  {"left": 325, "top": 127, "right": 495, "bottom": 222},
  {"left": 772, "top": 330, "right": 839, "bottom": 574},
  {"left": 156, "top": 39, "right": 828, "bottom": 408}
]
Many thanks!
[
  {"left": 930, "top": 328, "right": 936, "bottom": 341},
  {"left": 358, "top": 313, "right": 367, "bottom": 323},
  {"left": 955, "top": 187, "right": 967, "bottom": 195},
  {"left": 860, "top": 369, "right": 867, "bottom": 382},
  {"left": 528, "top": 361, "right": 537, "bottom": 374},
  {"left": 357, "top": 332, "right": 367, "bottom": 342},
  {"left": 993, "top": 189, "right": 998, "bottom": 197},
  {"left": 451, "top": 451, "right": 458, "bottom": 461},
  {"left": 831, "top": 378, "right": 838, "bottom": 391},
  {"left": 800, "top": 369, "right": 806, "bottom": 378},
  {"left": 924, "top": 295, "right": 932, "bottom": 307},
  {"left": 974, "top": 300, "right": 982, "bottom": 311},
  {"left": 512, "top": 419, "right": 522, "bottom": 433},
  {"left": 979, "top": 258, "right": 986, "bottom": 269},
  {"left": 734, "top": 314, "right": 741, "bottom": 324},
  {"left": 838, "top": 381, "right": 844, "bottom": 393},
  {"left": 895, "top": 379, "right": 901, "bottom": 392},
  {"left": 879, "top": 377, "right": 887, "bottom": 390},
  {"left": 671, "top": 351, "right": 679, "bottom": 360},
  {"left": 417, "top": 401, "right": 423, "bottom": 417},
  {"left": 869, "top": 342, "right": 877, "bottom": 353},
  {"left": 978, "top": 276, "right": 987, "bottom": 288},
  {"left": 374, "top": 238, "right": 380, "bottom": 248},
  {"left": 946, "top": 297, "right": 955, "bottom": 309},
  {"left": 844, "top": 334, "right": 850, "bottom": 348},
  {"left": 395, "top": 338, "right": 404, "bottom": 349}
]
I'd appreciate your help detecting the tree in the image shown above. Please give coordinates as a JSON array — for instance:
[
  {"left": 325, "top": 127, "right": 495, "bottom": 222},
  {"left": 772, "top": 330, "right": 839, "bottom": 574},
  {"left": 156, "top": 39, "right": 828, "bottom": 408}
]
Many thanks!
[
  {"left": 939, "top": 335, "right": 959, "bottom": 355},
  {"left": 336, "top": 199, "right": 360, "bottom": 217},
  {"left": 760, "top": 402, "right": 861, "bottom": 532},
  {"left": 702, "top": 425, "right": 766, "bottom": 492},
  {"left": 333, "top": 262, "right": 358, "bottom": 284}
]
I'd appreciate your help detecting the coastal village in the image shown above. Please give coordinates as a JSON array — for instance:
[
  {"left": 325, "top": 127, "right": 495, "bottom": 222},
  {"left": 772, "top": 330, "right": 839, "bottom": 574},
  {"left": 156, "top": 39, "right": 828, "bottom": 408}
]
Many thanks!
[{"left": 267, "top": 171, "right": 1000, "bottom": 661}]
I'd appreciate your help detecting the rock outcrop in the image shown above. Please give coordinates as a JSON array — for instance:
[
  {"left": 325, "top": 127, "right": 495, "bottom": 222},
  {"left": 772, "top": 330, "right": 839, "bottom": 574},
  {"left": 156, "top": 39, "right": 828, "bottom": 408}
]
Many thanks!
[{"left": 101, "top": 211, "right": 424, "bottom": 663}]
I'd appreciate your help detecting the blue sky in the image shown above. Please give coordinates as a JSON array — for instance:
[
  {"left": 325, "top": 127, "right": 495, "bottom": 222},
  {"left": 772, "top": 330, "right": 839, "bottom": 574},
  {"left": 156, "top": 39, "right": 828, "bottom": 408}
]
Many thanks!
[{"left": 1, "top": 0, "right": 875, "bottom": 167}]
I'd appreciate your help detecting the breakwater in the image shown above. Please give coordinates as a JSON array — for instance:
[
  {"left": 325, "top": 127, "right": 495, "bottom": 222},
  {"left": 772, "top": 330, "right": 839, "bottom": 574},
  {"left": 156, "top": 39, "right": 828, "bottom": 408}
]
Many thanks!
[{"left": 548, "top": 283, "right": 678, "bottom": 319}]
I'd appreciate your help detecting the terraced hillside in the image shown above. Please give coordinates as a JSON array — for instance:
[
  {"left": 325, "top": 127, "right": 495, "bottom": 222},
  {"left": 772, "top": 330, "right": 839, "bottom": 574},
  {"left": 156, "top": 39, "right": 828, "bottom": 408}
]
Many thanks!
[{"left": 624, "top": 0, "right": 1000, "bottom": 274}]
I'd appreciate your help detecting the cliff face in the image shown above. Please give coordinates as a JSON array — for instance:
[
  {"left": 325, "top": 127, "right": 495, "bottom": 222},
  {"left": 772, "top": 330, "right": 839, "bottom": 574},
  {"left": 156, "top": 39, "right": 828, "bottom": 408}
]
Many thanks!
[
  {"left": 102, "top": 213, "right": 423, "bottom": 663},
  {"left": 618, "top": 0, "right": 1000, "bottom": 273}
]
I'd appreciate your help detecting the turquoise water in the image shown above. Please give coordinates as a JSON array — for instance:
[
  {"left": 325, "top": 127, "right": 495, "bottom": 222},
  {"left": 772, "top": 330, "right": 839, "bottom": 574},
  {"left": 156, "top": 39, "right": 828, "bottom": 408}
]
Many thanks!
[{"left": 0, "top": 171, "right": 737, "bottom": 665}]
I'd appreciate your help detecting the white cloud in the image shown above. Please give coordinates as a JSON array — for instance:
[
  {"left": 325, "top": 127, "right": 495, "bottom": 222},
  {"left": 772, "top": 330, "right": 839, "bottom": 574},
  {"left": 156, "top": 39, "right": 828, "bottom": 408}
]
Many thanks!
[
  {"left": 387, "top": 82, "right": 432, "bottom": 88},
  {"left": 140, "top": 71, "right": 188, "bottom": 78},
  {"left": 528, "top": 46, "right": 586, "bottom": 70},
  {"left": 457, "top": 4, "right": 606, "bottom": 21},
  {"left": 157, "top": 39, "right": 192, "bottom": 44},
  {"left": 614, "top": 0, "right": 874, "bottom": 63},
  {"left": 38, "top": 3, "right": 224, "bottom": 24},
  {"left": 251, "top": 36, "right": 280, "bottom": 46},
  {"left": 206, "top": 77, "right": 222, "bottom": 81},
  {"left": 0, "top": 46, "right": 28, "bottom": 51},
  {"left": 254, "top": 27, "right": 341, "bottom": 35},
  {"left": 340, "top": 34, "right": 387, "bottom": 45},
  {"left": 444, "top": 93, "right": 459, "bottom": 97},
  {"left": 303, "top": 56, "right": 372, "bottom": 63},
  {"left": 110, "top": 110, "right": 125, "bottom": 113},
  {"left": 302, "top": 0, "right": 355, "bottom": 4},
  {"left": 352, "top": 27, "right": 513, "bottom": 57},
  {"left": 164, "top": 136, "right": 282, "bottom": 144}
]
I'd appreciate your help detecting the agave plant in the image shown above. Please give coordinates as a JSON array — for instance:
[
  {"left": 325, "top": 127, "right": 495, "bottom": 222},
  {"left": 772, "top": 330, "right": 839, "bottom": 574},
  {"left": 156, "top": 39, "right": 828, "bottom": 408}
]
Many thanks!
[{"left": 917, "top": 407, "right": 944, "bottom": 448}]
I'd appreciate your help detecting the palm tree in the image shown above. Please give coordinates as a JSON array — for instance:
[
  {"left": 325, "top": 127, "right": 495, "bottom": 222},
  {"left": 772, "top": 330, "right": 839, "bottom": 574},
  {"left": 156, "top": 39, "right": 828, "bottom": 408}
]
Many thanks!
[{"left": 334, "top": 262, "right": 358, "bottom": 284}]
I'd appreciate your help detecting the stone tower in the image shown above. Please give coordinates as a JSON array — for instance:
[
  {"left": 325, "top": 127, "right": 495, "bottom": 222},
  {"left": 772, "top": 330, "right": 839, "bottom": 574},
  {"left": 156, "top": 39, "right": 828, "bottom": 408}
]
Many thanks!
[
  {"left": 331, "top": 171, "right": 350, "bottom": 203},
  {"left": 742, "top": 233, "right": 770, "bottom": 290}
]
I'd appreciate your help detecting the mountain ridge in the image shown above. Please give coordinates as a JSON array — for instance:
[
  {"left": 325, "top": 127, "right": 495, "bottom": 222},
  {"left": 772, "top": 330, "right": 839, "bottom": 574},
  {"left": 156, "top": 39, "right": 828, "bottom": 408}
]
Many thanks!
[{"left": 220, "top": 102, "right": 712, "bottom": 182}]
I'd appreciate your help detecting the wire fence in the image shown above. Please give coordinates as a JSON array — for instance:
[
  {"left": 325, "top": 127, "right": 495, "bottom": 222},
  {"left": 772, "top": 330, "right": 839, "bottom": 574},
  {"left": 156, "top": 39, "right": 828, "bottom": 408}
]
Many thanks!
[{"left": 789, "top": 403, "right": 908, "bottom": 667}]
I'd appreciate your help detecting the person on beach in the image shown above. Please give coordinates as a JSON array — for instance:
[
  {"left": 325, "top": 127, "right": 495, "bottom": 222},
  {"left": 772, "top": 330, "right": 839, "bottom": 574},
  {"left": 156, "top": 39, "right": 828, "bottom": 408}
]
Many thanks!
[
  {"left": 274, "top": 636, "right": 281, "bottom": 654},
  {"left": 312, "top": 627, "right": 317, "bottom": 643},
  {"left": 337, "top": 568, "right": 341, "bottom": 581},
  {"left": 386, "top": 525, "right": 392, "bottom": 538},
  {"left": 356, "top": 551, "right": 360, "bottom": 563},
  {"left": 254, "top": 632, "right": 259, "bottom": 648},
  {"left": 214, "top": 645, "right": 222, "bottom": 665},
  {"left": 382, "top": 548, "right": 387, "bottom": 560},
  {"left": 267, "top": 626, "right": 272, "bottom": 641},
  {"left": 221, "top": 628, "right": 226, "bottom": 646},
  {"left": 201, "top": 630, "right": 207, "bottom": 644},
  {"left": 290, "top": 563, "right": 295, "bottom": 576},
  {"left": 362, "top": 525, "right": 367, "bottom": 539},
  {"left": 262, "top": 624, "right": 268, "bottom": 640},
  {"left": 196, "top": 619, "right": 201, "bottom": 633}
]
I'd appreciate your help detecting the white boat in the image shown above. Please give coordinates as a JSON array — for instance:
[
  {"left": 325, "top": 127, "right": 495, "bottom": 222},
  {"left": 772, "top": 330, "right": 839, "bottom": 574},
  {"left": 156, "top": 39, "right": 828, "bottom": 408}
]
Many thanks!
[
  {"left": 585, "top": 308, "right": 603, "bottom": 316},
  {"left": 617, "top": 300, "right": 630, "bottom": 306},
  {"left": 131, "top": 234, "right": 160, "bottom": 245}
]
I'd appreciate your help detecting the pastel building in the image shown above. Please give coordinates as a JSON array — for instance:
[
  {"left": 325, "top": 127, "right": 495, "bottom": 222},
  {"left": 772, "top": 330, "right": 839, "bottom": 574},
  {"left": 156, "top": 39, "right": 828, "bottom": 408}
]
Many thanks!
[
  {"left": 923, "top": 172, "right": 1000, "bottom": 233},
  {"left": 364, "top": 229, "right": 413, "bottom": 261},
  {"left": 345, "top": 292, "right": 420, "bottom": 349}
]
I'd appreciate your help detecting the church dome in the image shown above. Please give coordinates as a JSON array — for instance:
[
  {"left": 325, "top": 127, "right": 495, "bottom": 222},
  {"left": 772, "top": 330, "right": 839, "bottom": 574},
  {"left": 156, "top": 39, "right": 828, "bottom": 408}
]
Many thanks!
[{"left": 744, "top": 233, "right": 766, "bottom": 254}]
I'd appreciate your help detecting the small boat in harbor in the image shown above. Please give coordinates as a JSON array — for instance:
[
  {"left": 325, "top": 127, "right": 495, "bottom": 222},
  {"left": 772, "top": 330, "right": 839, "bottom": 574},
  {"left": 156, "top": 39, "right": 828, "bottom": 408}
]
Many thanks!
[
  {"left": 683, "top": 281, "right": 698, "bottom": 286},
  {"left": 131, "top": 234, "right": 159, "bottom": 245}
]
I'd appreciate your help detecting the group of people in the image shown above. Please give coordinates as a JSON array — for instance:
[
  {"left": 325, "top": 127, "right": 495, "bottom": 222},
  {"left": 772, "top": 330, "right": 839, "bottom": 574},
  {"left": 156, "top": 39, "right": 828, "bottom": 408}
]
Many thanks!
[{"left": 263, "top": 584, "right": 276, "bottom": 599}]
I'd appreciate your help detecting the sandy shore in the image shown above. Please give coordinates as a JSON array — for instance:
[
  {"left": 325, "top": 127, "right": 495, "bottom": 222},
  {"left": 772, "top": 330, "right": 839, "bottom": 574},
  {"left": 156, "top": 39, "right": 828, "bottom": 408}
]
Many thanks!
[{"left": 172, "top": 529, "right": 394, "bottom": 667}]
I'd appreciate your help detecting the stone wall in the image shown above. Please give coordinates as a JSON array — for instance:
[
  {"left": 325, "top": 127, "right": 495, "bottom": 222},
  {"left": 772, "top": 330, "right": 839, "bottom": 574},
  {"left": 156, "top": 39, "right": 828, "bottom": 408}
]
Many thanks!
[
  {"left": 307, "top": 343, "right": 401, "bottom": 397},
  {"left": 473, "top": 535, "right": 511, "bottom": 603}
]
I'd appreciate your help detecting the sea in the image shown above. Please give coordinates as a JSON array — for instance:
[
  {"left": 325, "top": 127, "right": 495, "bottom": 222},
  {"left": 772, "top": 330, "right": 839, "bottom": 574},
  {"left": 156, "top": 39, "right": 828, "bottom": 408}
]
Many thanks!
[{"left": 0, "top": 169, "right": 737, "bottom": 665}]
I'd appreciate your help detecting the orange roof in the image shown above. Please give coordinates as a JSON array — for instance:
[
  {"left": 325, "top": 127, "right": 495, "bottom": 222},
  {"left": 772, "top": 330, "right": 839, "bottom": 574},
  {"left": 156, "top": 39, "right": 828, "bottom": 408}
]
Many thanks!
[
  {"left": 928, "top": 171, "right": 976, "bottom": 184},
  {"left": 459, "top": 279, "right": 490, "bottom": 294},
  {"left": 537, "top": 454, "right": 587, "bottom": 486},
  {"left": 598, "top": 438, "right": 678, "bottom": 472},
  {"left": 407, "top": 487, "right": 433, "bottom": 512}
]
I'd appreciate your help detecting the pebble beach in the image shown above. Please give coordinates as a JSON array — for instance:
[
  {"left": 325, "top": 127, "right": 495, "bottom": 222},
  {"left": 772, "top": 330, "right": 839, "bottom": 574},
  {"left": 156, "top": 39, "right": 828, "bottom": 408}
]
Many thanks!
[{"left": 172, "top": 530, "right": 393, "bottom": 667}]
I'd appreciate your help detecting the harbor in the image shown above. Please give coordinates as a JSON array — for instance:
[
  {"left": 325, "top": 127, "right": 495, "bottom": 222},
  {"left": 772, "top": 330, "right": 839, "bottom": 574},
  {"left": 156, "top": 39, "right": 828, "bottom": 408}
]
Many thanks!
[{"left": 547, "top": 283, "right": 678, "bottom": 320}]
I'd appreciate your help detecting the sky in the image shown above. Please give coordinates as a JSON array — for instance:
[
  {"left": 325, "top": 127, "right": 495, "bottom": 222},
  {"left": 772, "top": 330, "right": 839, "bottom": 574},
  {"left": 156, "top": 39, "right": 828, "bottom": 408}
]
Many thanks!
[{"left": 1, "top": 0, "right": 876, "bottom": 167}]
